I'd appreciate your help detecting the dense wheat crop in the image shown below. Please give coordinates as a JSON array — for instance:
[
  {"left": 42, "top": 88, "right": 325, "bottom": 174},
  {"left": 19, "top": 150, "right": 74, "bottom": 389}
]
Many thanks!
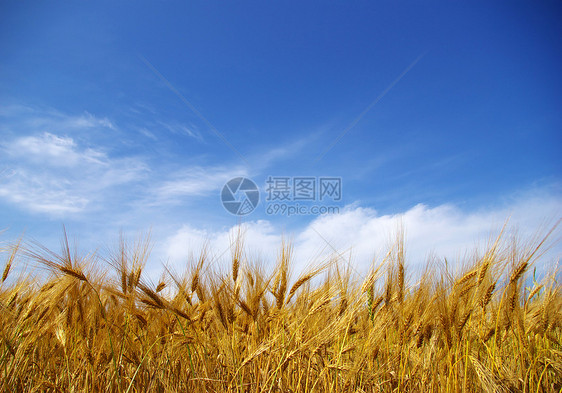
[{"left": 0, "top": 225, "right": 561, "bottom": 392}]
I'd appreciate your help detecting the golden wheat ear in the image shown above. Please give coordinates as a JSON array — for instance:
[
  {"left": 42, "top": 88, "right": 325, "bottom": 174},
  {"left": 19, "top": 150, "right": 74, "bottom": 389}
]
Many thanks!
[
  {"left": 2, "top": 236, "right": 23, "bottom": 284},
  {"left": 24, "top": 227, "right": 91, "bottom": 283}
]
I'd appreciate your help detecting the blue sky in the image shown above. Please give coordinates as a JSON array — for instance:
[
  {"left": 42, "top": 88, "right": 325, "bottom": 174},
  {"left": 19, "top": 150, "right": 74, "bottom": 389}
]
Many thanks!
[{"left": 1, "top": 1, "right": 561, "bottom": 276}]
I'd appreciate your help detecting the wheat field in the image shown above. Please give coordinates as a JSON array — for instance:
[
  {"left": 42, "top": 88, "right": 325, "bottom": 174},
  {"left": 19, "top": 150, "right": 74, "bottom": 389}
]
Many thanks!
[{"left": 0, "top": 225, "right": 561, "bottom": 392}]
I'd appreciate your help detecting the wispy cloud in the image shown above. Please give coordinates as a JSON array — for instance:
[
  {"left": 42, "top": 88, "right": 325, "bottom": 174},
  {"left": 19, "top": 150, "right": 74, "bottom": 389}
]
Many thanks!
[
  {"left": 157, "top": 121, "right": 203, "bottom": 141},
  {"left": 0, "top": 103, "right": 253, "bottom": 217},
  {"left": 0, "top": 131, "right": 148, "bottom": 216},
  {"left": 0, "top": 106, "right": 147, "bottom": 216},
  {"left": 139, "top": 55, "right": 248, "bottom": 165},
  {"left": 141, "top": 133, "right": 319, "bottom": 208},
  {"left": 134, "top": 121, "right": 205, "bottom": 142},
  {"left": 0, "top": 104, "right": 115, "bottom": 133},
  {"left": 0, "top": 169, "right": 90, "bottom": 214},
  {"left": 315, "top": 52, "right": 427, "bottom": 163},
  {"left": 248, "top": 134, "right": 317, "bottom": 170},
  {"left": 137, "top": 127, "right": 158, "bottom": 141},
  {"left": 7, "top": 132, "right": 106, "bottom": 167},
  {"left": 147, "top": 165, "right": 249, "bottom": 206}
]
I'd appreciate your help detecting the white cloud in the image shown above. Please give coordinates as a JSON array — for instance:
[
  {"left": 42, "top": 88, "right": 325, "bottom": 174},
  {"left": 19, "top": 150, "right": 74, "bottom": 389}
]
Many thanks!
[
  {"left": 0, "top": 130, "right": 147, "bottom": 216},
  {"left": 162, "top": 220, "right": 283, "bottom": 271},
  {"left": 0, "top": 105, "right": 115, "bottom": 133},
  {"left": 138, "top": 127, "right": 158, "bottom": 141},
  {"left": 7, "top": 132, "right": 106, "bottom": 167},
  {"left": 149, "top": 166, "right": 249, "bottom": 205},
  {"left": 61, "top": 112, "right": 115, "bottom": 130},
  {"left": 0, "top": 124, "right": 247, "bottom": 216},
  {"left": 0, "top": 104, "right": 153, "bottom": 216},
  {"left": 0, "top": 169, "right": 90, "bottom": 214},
  {"left": 162, "top": 189, "right": 562, "bottom": 277},
  {"left": 0, "top": 103, "right": 249, "bottom": 216},
  {"left": 157, "top": 121, "right": 203, "bottom": 141}
]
